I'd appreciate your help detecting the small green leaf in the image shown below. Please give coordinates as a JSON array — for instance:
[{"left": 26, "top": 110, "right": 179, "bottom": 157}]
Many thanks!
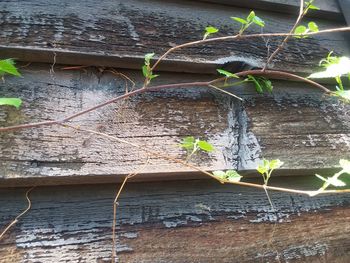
[
  {"left": 0, "top": 59, "right": 21, "bottom": 76},
  {"left": 294, "top": 25, "right": 307, "bottom": 38},
  {"left": 0, "top": 98, "right": 22, "bottom": 109},
  {"left": 309, "top": 56, "right": 350, "bottom": 78},
  {"left": 180, "top": 136, "right": 195, "bottom": 150},
  {"left": 213, "top": 170, "right": 226, "bottom": 178},
  {"left": 308, "top": 22, "right": 318, "bottom": 32},
  {"left": 144, "top": 53, "right": 155, "bottom": 65},
  {"left": 149, "top": 74, "right": 159, "bottom": 80},
  {"left": 247, "top": 11, "right": 255, "bottom": 22},
  {"left": 217, "top": 69, "right": 239, "bottom": 78},
  {"left": 305, "top": 1, "right": 320, "bottom": 10},
  {"left": 252, "top": 16, "right": 265, "bottom": 27},
  {"left": 225, "top": 170, "right": 242, "bottom": 182},
  {"left": 213, "top": 170, "right": 242, "bottom": 182},
  {"left": 205, "top": 26, "right": 219, "bottom": 34},
  {"left": 142, "top": 65, "right": 149, "bottom": 78},
  {"left": 231, "top": 17, "right": 247, "bottom": 25},
  {"left": 197, "top": 140, "right": 215, "bottom": 152},
  {"left": 339, "top": 159, "right": 350, "bottom": 174},
  {"left": 257, "top": 164, "right": 268, "bottom": 175},
  {"left": 269, "top": 159, "right": 284, "bottom": 170},
  {"left": 316, "top": 174, "right": 346, "bottom": 187}
]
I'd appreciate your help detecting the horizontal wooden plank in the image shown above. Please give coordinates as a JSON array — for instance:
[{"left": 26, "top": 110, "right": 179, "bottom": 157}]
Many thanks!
[
  {"left": 196, "top": 0, "right": 342, "bottom": 20},
  {"left": 1, "top": 178, "right": 350, "bottom": 262},
  {"left": 0, "top": 0, "right": 349, "bottom": 75},
  {"left": 0, "top": 64, "right": 350, "bottom": 186}
]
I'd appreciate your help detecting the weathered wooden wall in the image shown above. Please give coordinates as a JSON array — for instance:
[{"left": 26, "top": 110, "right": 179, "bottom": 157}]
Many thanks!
[
  {"left": 1, "top": 178, "right": 350, "bottom": 262},
  {"left": 0, "top": 0, "right": 350, "bottom": 262},
  {"left": 0, "top": 0, "right": 349, "bottom": 74},
  {"left": 1, "top": 64, "right": 350, "bottom": 186}
]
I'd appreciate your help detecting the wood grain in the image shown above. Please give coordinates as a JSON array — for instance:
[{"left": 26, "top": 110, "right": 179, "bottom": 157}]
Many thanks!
[
  {"left": 0, "top": 0, "right": 348, "bottom": 74},
  {"left": 0, "top": 178, "right": 349, "bottom": 262},
  {"left": 0, "top": 64, "right": 350, "bottom": 185}
]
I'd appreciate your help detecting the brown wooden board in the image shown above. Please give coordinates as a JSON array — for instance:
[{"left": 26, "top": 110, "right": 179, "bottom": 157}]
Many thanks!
[
  {"left": 1, "top": 178, "right": 350, "bottom": 262},
  {"left": 0, "top": 64, "right": 350, "bottom": 186},
  {"left": 0, "top": 0, "right": 349, "bottom": 75},
  {"left": 196, "top": 0, "right": 342, "bottom": 20}
]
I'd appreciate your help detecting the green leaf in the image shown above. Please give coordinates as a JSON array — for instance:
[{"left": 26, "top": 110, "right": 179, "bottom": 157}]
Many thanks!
[
  {"left": 339, "top": 159, "right": 350, "bottom": 174},
  {"left": 269, "top": 159, "right": 284, "bottom": 170},
  {"left": 144, "top": 53, "right": 155, "bottom": 65},
  {"left": 308, "top": 57, "right": 350, "bottom": 78},
  {"left": 225, "top": 170, "right": 242, "bottom": 182},
  {"left": 252, "top": 16, "right": 265, "bottom": 27},
  {"left": 247, "top": 11, "right": 255, "bottom": 22},
  {"left": 316, "top": 174, "right": 346, "bottom": 187},
  {"left": 149, "top": 74, "right": 159, "bottom": 80},
  {"left": 305, "top": 1, "right": 320, "bottom": 10},
  {"left": 294, "top": 25, "right": 307, "bottom": 38},
  {"left": 205, "top": 26, "right": 219, "bottom": 34},
  {"left": 197, "top": 140, "right": 215, "bottom": 152},
  {"left": 217, "top": 69, "right": 239, "bottom": 78},
  {"left": 0, "top": 98, "right": 22, "bottom": 109},
  {"left": 231, "top": 17, "right": 247, "bottom": 25},
  {"left": 308, "top": 21, "right": 318, "bottom": 32},
  {"left": 213, "top": 170, "right": 226, "bottom": 179},
  {"left": 180, "top": 136, "right": 195, "bottom": 150},
  {"left": 0, "top": 59, "right": 21, "bottom": 76},
  {"left": 142, "top": 65, "right": 149, "bottom": 78},
  {"left": 213, "top": 170, "right": 242, "bottom": 182}
]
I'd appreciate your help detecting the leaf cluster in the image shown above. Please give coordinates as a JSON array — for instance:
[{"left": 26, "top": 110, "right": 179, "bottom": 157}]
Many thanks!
[
  {"left": 0, "top": 59, "right": 22, "bottom": 109},
  {"left": 179, "top": 136, "right": 215, "bottom": 161},
  {"left": 231, "top": 11, "right": 265, "bottom": 35},
  {"left": 257, "top": 159, "right": 283, "bottom": 185},
  {"left": 142, "top": 53, "right": 159, "bottom": 86},
  {"left": 212, "top": 170, "right": 242, "bottom": 183}
]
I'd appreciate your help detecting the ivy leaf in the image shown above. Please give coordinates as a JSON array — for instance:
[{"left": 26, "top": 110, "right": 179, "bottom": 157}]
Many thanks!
[
  {"left": 180, "top": 136, "right": 195, "bottom": 150},
  {"left": 308, "top": 22, "right": 318, "bottom": 32},
  {"left": 252, "top": 16, "right": 265, "bottom": 27},
  {"left": 269, "top": 159, "right": 284, "bottom": 170},
  {"left": 149, "top": 74, "right": 159, "bottom": 80},
  {"left": 217, "top": 69, "right": 239, "bottom": 78},
  {"left": 231, "top": 17, "right": 247, "bottom": 25},
  {"left": 142, "top": 65, "right": 149, "bottom": 78},
  {"left": 247, "top": 11, "right": 255, "bottom": 22},
  {"left": 308, "top": 57, "right": 350, "bottom": 78},
  {"left": 144, "top": 53, "right": 155, "bottom": 65},
  {"left": 213, "top": 170, "right": 242, "bottom": 182},
  {"left": 203, "top": 26, "right": 219, "bottom": 40},
  {"left": 339, "top": 159, "right": 350, "bottom": 174},
  {"left": 197, "top": 140, "right": 215, "bottom": 152},
  {"left": 0, "top": 98, "right": 22, "bottom": 109},
  {"left": 294, "top": 25, "right": 308, "bottom": 38},
  {"left": 0, "top": 59, "right": 21, "bottom": 76},
  {"left": 305, "top": 1, "right": 320, "bottom": 10},
  {"left": 247, "top": 75, "right": 273, "bottom": 93},
  {"left": 225, "top": 170, "right": 242, "bottom": 182},
  {"left": 315, "top": 174, "right": 346, "bottom": 187}
]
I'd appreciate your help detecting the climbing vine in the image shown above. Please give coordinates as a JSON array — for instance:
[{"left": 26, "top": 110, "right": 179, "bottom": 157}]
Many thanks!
[{"left": 1, "top": 0, "right": 350, "bottom": 261}]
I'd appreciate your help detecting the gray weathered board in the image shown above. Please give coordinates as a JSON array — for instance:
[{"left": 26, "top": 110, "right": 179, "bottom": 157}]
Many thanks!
[
  {"left": 0, "top": 64, "right": 350, "bottom": 186},
  {"left": 0, "top": 0, "right": 349, "bottom": 75},
  {"left": 0, "top": 179, "right": 350, "bottom": 262}
]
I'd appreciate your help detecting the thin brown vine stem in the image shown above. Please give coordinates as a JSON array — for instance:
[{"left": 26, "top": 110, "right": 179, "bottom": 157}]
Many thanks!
[
  {"left": 262, "top": 0, "right": 305, "bottom": 71},
  {"left": 61, "top": 124, "right": 350, "bottom": 196},
  {"left": 150, "top": 26, "right": 350, "bottom": 72},
  {"left": 208, "top": 84, "right": 243, "bottom": 101},
  {"left": 0, "top": 69, "right": 331, "bottom": 133},
  {"left": 111, "top": 172, "right": 138, "bottom": 263},
  {"left": 0, "top": 186, "right": 35, "bottom": 240}
]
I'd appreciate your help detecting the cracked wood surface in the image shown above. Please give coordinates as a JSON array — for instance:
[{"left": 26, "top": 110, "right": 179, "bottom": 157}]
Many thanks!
[
  {"left": 0, "top": 64, "right": 350, "bottom": 186},
  {"left": 0, "top": 178, "right": 350, "bottom": 262},
  {"left": 0, "top": 0, "right": 349, "bottom": 75}
]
